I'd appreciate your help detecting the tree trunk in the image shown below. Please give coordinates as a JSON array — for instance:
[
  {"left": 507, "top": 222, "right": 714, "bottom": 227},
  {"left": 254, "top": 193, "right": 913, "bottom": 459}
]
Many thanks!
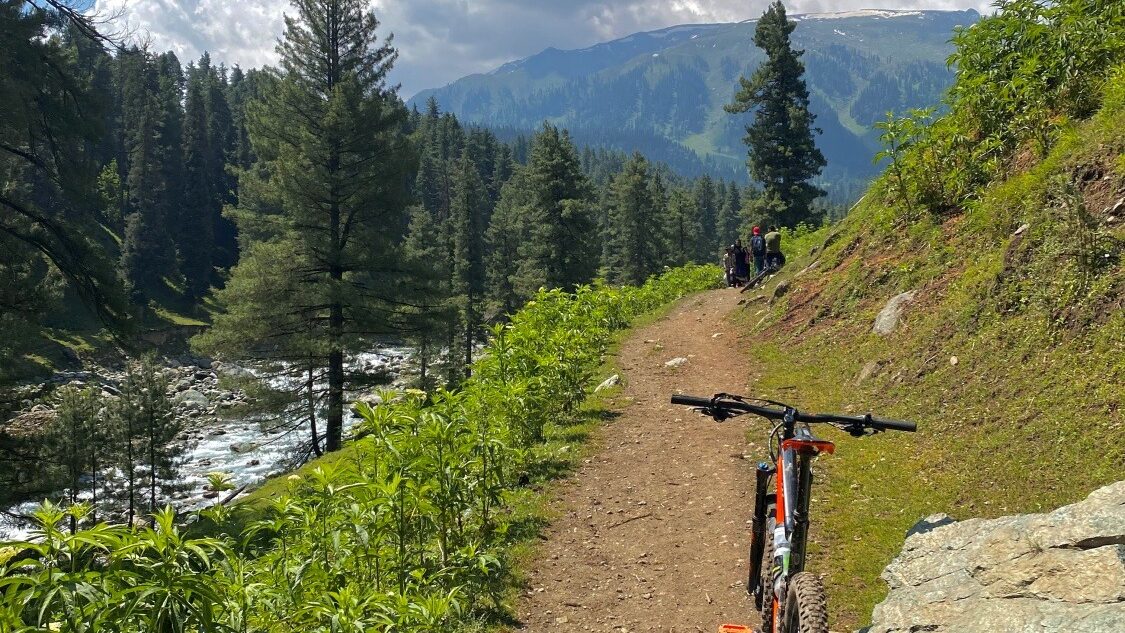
[
  {"left": 327, "top": 185, "right": 344, "bottom": 451},
  {"left": 148, "top": 405, "right": 157, "bottom": 527},
  {"left": 464, "top": 289, "right": 474, "bottom": 375},
  {"left": 126, "top": 417, "right": 135, "bottom": 526},
  {"left": 90, "top": 450, "right": 98, "bottom": 524},
  {"left": 308, "top": 364, "right": 323, "bottom": 457},
  {"left": 324, "top": 0, "right": 345, "bottom": 453}
]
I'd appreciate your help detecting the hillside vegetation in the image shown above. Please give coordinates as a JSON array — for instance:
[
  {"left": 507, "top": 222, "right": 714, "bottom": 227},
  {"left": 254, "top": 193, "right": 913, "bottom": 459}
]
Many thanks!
[
  {"left": 414, "top": 10, "right": 976, "bottom": 197},
  {"left": 0, "top": 266, "right": 719, "bottom": 632},
  {"left": 736, "top": 1, "right": 1124, "bottom": 628}
]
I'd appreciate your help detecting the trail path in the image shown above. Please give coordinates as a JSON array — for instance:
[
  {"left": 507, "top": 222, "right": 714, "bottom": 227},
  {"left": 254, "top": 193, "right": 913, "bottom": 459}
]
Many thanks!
[{"left": 518, "top": 288, "right": 760, "bottom": 632}]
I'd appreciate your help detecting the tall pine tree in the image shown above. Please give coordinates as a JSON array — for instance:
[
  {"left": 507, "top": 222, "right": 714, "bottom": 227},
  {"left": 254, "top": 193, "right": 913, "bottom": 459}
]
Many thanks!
[
  {"left": 602, "top": 153, "right": 665, "bottom": 286},
  {"left": 449, "top": 148, "right": 489, "bottom": 377},
  {"left": 400, "top": 204, "right": 452, "bottom": 391},
  {"left": 693, "top": 175, "right": 720, "bottom": 260},
  {"left": 726, "top": 1, "right": 825, "bottom": 228},
  {"left": 179, "top": 75, "right": 215, "bottom": 299},
  {"left": 201, "top": 55, "right": 239, "bottom": 270},
  {"left": 512, "top": 123, "right": 598, "bottom": 297},
  {"left": 665, "top": 188, "right": 703, "bottom": 266},
  {"left": 715, "top": 181, "right": 742, "bottom": 246},
  {"left": 195, "top": 0, "right": 412, "bottom": 452},
  {"left": 484, "top": 169, "right": 532, "bottom": 319},
  {"left": 121, "top": 91, "right": 176, "bottom": 306}
]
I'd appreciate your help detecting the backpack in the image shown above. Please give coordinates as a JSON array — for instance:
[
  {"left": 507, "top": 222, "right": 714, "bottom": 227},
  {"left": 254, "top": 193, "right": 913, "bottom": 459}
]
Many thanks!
[{"left": 750, "top": 235, "right": 766, "bottom": 256}]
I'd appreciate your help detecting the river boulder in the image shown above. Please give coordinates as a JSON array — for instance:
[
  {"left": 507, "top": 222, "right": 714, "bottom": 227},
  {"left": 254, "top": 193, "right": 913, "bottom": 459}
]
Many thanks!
[{"left": 177, "top": 389, "right": 209, "bottom": 409}]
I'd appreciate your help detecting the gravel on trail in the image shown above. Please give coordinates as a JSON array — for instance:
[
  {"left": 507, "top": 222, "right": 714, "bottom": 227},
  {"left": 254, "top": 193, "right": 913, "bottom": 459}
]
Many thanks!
[{"left": 518, "top": 288, "right": 763, "bottom": 632}]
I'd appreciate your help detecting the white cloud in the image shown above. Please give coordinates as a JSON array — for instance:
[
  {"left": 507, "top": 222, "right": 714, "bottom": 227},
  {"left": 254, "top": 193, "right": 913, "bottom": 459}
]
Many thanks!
[{"left": 95, "top": 0, "right": 992, "bottom": 97}]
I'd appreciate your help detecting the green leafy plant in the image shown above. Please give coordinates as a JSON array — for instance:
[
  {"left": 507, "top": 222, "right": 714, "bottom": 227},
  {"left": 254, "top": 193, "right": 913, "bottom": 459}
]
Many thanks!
[{"left": 1, "top": 265, "right": 719, "bottom": 632}]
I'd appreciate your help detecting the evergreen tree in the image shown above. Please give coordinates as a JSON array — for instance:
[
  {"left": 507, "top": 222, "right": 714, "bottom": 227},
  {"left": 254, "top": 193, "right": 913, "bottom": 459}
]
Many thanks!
[
  {"left": 715, "top": 181, "right": 742, "bottom": 246},
  {"left": 512, "top": 123, "right": 598, "bottom": 297},
  {"left": 106, "top": 357, "right": 180, "bottom": 526},
  {"left": 693, "top": 175, "right": 719, "bottom": 260},
  {"left": 484, "top": 169, "right": 532, "bottom": 319},
  {"left": 201, "top": 55, "right": 239, "bottom": 270},
  {"left": 602, "top": 153, "right": 664, "bottom": 286},
  {"left": 96, "top": 159, "right": 124, "bottom": 229},
  {"left": 489, "top": 143, "right": 514, "bottom": 203},
  {"left": 400, "top": 205, "right": 452, "bottom": 391},
  {"left": 155, "top": 51, "right": 185, "bottom": 231},
  {"left": 449, "top": 149, "right": 489, "bottom": 378},
  {"left": 0, "top": 1, "right": 127, "bottom": 337},
  {"left": 179, "top": 76, "right": 216, "bottom": 299},
  {"left": 665, "top": 188, "right": 703, "bottom": 266},
  {"left": 120, "top": 100, "right": 176, "bottom": 305},
  {"left": 726, "top": 0, "right": 826, "bottom": 228},
  {"left": 648, "top": 172, "right": 671, "bottom": 268},
  {"left": 196, "top": 0, "right": 412, "bottom": 452},
  {"left": 43, "top": 386, "right": 106, "bottom": 532}
]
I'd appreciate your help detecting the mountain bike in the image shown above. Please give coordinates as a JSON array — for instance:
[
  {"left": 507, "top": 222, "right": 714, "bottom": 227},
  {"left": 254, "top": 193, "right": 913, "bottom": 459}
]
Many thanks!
[
  {"left": 670, "top": 393, "right": 916, "bottom": 633},
  {"left": 741, "top": 255, "right": 785, "bottom": 292}
]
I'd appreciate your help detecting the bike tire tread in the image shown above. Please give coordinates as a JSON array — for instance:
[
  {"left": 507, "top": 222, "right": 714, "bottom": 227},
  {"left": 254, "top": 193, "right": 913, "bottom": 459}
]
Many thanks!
[
  {"left": 786, "top": 572, "right": 829, "bottom": 633},
  {"left": 759, "top": 513, "right": 776, "bottom": 628}
]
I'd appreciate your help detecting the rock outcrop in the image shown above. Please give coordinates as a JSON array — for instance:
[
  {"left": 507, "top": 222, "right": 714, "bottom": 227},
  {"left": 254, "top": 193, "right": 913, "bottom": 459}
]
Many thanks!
[
  {"left": 867, "top": 481, "right": 1125, "bottom": 633},
  {"left": 872, "top": 290, "right": 918, "bottom": 335}
]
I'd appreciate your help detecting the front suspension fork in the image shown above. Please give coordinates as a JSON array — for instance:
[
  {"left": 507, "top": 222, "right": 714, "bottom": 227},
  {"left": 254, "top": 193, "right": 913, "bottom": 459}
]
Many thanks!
[{"left": 746, "top": 462, "right": 774, "bottom": 597}]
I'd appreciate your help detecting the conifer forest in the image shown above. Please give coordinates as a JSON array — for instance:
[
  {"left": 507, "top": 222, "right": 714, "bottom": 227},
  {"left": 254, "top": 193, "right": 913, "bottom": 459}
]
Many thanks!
[{"left": 4, "top": 0, "right": 1121, "bottom": 632}]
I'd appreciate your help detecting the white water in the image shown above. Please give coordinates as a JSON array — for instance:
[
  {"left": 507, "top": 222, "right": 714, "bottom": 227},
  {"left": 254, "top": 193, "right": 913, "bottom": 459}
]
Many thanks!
[{"left": 0, "top": 347, "right": 412, "bottom": 542}]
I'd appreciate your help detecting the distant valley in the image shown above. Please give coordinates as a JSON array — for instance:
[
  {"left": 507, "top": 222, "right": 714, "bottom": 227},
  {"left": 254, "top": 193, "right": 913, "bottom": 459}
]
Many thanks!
[{"left": 412, "top": 9, "right": 980, "bottom": 201}]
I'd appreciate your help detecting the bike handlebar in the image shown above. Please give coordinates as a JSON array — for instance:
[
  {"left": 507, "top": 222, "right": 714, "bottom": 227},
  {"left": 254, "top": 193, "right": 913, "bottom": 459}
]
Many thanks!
[{"left": 670, "top": 394, "right": 916, "bottom": 433}]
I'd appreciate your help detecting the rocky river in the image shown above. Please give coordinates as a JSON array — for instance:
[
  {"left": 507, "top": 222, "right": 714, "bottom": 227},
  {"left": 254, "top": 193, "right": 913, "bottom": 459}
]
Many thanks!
[{"left": 0, "top": 346, "right": 413, "bottom": 541}]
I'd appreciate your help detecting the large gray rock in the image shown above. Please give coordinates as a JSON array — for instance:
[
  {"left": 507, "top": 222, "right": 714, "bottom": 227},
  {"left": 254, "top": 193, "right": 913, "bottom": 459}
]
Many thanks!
[
  {"left": 872, "top": 290, "right": 918, "bottom": 335},
  {"left": 177, "top": 389, "right": 209, "bottom": 409},
  {"left": 217, "top": 364, "right": 254, "bottom": 381},
  {"left": 868, "top": 481, "right": 1125, "bottom": 633}
]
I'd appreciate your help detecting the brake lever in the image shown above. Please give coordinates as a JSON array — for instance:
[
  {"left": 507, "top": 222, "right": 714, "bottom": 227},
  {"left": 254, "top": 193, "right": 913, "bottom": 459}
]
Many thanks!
[
  {"left": 692, "top": 406, "right": 737, "bottom": 422},
  {"left": 841, "top": 422, "right": 878, "bottom": 438}
]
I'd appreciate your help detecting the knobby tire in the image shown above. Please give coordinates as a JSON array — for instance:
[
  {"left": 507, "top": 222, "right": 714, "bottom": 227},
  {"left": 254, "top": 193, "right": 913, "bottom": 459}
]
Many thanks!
[
  {"left": 783, "top": 572, "right": 829, "bottom": 633},
  {"left": 758, "top": 514, "right": 776, "bottom": 630}
]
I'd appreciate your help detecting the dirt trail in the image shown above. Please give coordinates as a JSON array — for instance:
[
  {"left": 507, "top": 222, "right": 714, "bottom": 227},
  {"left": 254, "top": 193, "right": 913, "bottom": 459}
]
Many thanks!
[{"left": 517, "top": 288, "right": 760, "bottom": 632}]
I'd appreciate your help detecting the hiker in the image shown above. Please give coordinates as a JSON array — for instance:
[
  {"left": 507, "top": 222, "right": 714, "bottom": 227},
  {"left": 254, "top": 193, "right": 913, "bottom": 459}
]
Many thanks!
[
  {"left": 723, "top": 246, "right": 736, "bottom": 286},
  {"left": 764, "top": 225, "right": 785, "bottom": 271},
  {"left": 749, "top": 226, "right": 766, "bottom": 275},
  {"left": 732, "top": 239, "right": 750, "bottom": 284}
]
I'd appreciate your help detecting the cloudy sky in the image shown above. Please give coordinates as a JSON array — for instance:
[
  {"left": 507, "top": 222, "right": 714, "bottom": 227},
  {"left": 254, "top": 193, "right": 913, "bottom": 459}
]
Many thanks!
[{"left": 94, "top": 0, "right": 992, "bottom": 98}]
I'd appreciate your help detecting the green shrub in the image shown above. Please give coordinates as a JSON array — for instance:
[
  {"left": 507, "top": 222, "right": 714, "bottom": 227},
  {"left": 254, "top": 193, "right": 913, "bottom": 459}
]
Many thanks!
[{"left": 0, "top": 265, "right": 720, "bottom": 633}]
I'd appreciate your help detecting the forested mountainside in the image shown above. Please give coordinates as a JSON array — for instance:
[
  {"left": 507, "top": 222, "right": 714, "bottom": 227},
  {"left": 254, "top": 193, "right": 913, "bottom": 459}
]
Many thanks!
[
  {"left": 412, "top": 9, "right": 979, "bottom": 200},
  {"left": 0, "top": 30, "right": 755, "bottom": 386}
]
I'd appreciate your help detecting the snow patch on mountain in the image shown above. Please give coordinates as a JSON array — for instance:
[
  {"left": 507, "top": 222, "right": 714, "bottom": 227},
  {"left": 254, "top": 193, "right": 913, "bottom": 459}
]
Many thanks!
[{"left": 793, "top": 10, "right": 923, "bottom": 20}]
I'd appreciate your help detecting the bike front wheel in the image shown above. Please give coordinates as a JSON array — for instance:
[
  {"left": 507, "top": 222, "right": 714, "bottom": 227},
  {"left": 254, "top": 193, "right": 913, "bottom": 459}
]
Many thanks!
[{"left": 782, "top": 572, "right": 829, "bottom": 633}]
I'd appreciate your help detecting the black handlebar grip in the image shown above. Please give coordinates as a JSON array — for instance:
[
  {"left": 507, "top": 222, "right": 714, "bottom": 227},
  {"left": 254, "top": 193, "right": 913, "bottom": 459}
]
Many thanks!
[
  {"left": 670, "top": 394, "right": 715, "bottom": 408},
  {"left": 872, "top": 418, "right": 917, "bottom": 432}
]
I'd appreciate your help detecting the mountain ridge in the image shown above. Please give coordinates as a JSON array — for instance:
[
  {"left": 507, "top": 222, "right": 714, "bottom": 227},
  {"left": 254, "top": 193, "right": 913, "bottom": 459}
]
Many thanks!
[{"left": 411, "top": 9, "right": 981, "bottom": 199}]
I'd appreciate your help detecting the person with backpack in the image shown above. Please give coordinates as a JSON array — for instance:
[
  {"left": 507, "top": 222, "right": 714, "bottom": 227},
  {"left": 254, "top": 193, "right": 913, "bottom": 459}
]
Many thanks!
[
  {"left": 749, "top": 226, "right": 766, "bottom": 275},
  {"left": 764, "top": 225, "right": 785, "bottom": 271}
]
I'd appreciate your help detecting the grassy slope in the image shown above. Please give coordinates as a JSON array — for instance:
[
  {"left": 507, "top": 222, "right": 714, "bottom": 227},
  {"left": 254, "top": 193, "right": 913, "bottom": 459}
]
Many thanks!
[
  {"left": 4, "top": 284, "right": 213, "bottom": 384},
  {"left": 732, "top": 80, "right": 1125, "bottom": 629}
]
